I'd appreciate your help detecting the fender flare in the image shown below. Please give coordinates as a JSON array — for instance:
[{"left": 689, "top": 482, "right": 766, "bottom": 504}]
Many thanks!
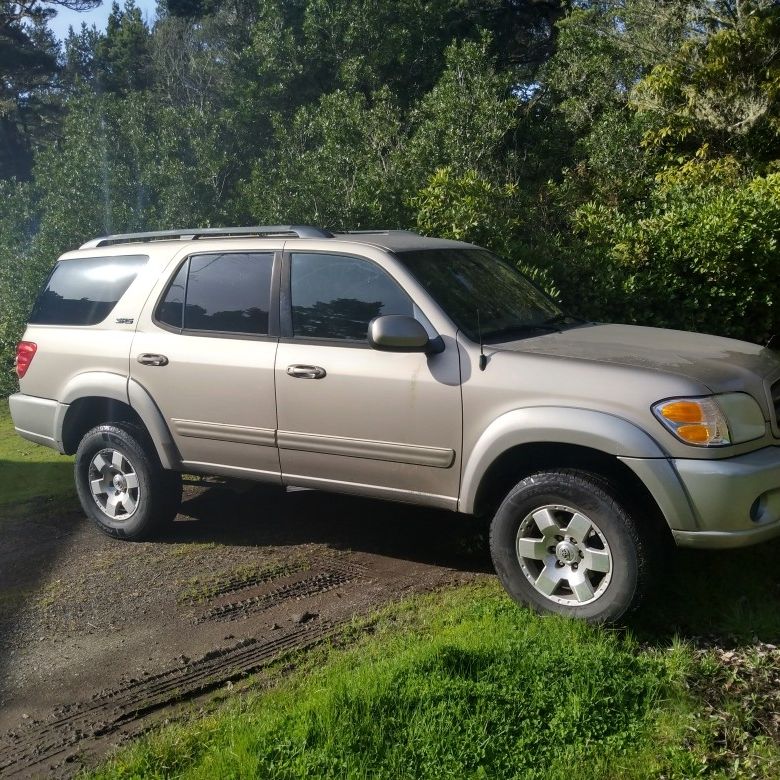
[
  {"left": 55, "top": 372, "right": 129, "bottom": 451},
  {"left": 59, "top": 371, "right": 129, "bottom": 406},
  {"left": 55, "top": 372, "right": 180, "bottom": 470},
  {"left": 128, "top": 379, "right": 181, "bottom": 469},
  {"left": 458, "top": 406, "right": 696, "bottom": 530}
]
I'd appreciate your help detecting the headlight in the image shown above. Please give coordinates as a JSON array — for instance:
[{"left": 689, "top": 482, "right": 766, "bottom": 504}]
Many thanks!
[{"left": 652, "top": 393, "right": 766, "bottom": 447}]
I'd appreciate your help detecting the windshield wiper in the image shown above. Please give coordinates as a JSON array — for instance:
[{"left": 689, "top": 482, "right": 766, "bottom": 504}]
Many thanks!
[
  {"left": 543, "top": 313, "right": 589, "bottom": 326},
  {"left": 482, "top": 323, "right": 559, "bottom": 341}
]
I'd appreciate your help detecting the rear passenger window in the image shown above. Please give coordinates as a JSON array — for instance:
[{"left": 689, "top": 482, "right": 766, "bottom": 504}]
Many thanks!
[
  {"left": 291, "top": 253, "right": 413, "bottom": 341},
  {"left": 156, "top": 253, "right": 273, "bottom": 335},
  {"left": 29, "top": 255, "right": 147, "bottom": 326}
]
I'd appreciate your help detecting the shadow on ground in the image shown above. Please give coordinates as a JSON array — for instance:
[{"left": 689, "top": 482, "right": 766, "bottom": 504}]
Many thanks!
[
  {"left": 2, "top": 477, "right": 779, "bottom": 710},
  {"left": 636, "top": 545, "right": 780, "bottom": 645},
  {"left": 0, "top": 493, "right": 82, "bottom": 698},
  {"left": 167, "top": 482, "right": 494, "bottom": 575},
  {"left": 0, "top": 460, "right": 74, "bottom": 507},
  {"left": 168, "top": 483, "right": 780, "bottom": 646}
]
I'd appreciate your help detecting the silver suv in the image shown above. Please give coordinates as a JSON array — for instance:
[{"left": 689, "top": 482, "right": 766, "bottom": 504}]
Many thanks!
[{"left": 10, "top": 226, "right": 780, "bottom": 622}]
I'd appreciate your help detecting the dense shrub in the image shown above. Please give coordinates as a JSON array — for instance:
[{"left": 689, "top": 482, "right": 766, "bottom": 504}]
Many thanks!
[
  {"left": 412, "top": 167, "right": 560, "bottom": 298},
  {"left": 567, "top": 160, "right": 780, "bottom": 342},
  {"left": 0, "top": 182, "right": 40, "bottom": 397}
]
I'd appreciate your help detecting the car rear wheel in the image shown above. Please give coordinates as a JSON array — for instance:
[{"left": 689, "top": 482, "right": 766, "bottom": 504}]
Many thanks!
[
  {"left": 74, "top": 423, "right": 182, "bottom": 540},
  {"left": 489, "top": 469, "right": 652, "bottom": 624}
]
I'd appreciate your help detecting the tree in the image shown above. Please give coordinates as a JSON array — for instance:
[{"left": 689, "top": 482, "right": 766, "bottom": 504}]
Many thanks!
[
  {"left": 93, "top": 0, "right": 154, "bottom": 94},
  {"left": 243, "top": 87, "right": 407, "bottom": 228},
  {"left": 633, "top": 0, "right": 780, "bottom": 165},
  {"left": 60, "top": 21, "right": 101, "bottom": 90},
  {"left": 0, "top": 0, "right": 99, "bottom": 179},
  {"left": 0, "top": 179, "right": 38, "bottom": 394},
  {"left": 407, "top": 34, "right": 521, "bottom": 180},
  {"left": 542, "top": 1, "right": 693, "bottom": 208}
]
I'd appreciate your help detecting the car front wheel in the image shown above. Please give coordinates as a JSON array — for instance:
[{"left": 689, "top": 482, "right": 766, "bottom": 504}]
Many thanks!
[
  {"left": 489, "top": 469, "right": 653, "bottom": 624},
  {"left": 74, "top": 423, "right": 182, "bottom": 540}
]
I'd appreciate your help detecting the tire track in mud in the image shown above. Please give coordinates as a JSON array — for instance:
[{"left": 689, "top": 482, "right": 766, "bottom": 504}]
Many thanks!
[
  {"left": 196, "top": 570, "right": 356, "bottom": 623},
  {"left": 0, "top": 621, "right": 337, "bottom": 778},
  {"left": 178, "top": 561, "right": 309, "bottom": 604},
  {"left": 0, "top": 555, "right": 369, "bottom": 777},
  {"left": 193, "top": 557, "right": 368, "bottom": 624}
]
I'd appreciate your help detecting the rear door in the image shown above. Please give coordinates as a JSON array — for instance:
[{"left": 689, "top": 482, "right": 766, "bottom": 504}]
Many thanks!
[{"left": 131, "top": 248, "right": 281, "bottom": 481}]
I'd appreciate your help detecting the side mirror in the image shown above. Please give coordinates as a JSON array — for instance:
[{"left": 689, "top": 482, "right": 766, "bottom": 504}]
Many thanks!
[{"left": 368, "top": 315, "right": 440, "bottom": 354}]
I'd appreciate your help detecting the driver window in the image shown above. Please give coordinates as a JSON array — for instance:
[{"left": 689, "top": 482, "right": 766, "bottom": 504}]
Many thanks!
[{"left": 290, "top": 253, "right": 414, "bottom": 341}]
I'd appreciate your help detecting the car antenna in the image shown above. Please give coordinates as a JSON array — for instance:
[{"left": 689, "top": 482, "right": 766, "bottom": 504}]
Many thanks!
[
  {"left": 767, "top": 334, "right": 776, "bottom": 349},
  {"left": 477, "top": 309, "right": 487, "bottom": 371}
]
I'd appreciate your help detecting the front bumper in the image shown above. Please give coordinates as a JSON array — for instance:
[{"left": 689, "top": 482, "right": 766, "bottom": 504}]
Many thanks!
[
  {"left": 8, "top": 393, "right": 65, "bottom": 452},
  {"left": 672, "top": 446, "right": 780, "bottom": 548}
]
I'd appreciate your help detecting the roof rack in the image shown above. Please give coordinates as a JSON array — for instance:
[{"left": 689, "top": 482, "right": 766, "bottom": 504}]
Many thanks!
[
  {"left": 79, "top": 225, "right": 334, "bottom": 249},
  {"left": 335, "top": 229, "right": 420, "bottom": 236}
]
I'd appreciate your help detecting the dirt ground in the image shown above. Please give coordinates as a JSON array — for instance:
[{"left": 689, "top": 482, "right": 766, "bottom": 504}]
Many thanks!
[{"left": 0, "top": 480, "right": 489, "bottom": 778}]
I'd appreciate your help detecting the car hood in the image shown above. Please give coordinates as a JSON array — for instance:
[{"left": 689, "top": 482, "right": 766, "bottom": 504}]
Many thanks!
[{"left": 494, "top": 323, "right": 780, "bottom": 396}]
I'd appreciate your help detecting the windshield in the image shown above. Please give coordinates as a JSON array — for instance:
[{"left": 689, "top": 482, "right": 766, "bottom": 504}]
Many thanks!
[{"left": 397, "top": 248, "right": 562, "bottom": 342}]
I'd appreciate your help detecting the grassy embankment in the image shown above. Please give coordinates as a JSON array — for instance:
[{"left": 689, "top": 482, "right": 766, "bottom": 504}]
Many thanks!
[
  {"left": 90, "top": 580, "right": 780, "bottom": 780},
  {"left": 0, "top": 398, "right": 74, "bottom": 506}
]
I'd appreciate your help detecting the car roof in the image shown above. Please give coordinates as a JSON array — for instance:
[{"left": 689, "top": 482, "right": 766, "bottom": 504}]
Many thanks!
[
  {"left": 331, "top": 231, "right": 472, "bottom": 252},
  {"left": 68, "top": 226, "right": 476, "bottom": 257}
]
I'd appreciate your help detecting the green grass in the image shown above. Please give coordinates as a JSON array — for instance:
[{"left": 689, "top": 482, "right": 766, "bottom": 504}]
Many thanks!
[
  {"left": 90, "top": 582, "right": 780, "bottom": 780},
  {"left": 640, "top": 546, "right": 780, "bottom": 644},
  {"left": 0, "top": 398, "right": 74, "bottom": 506}
]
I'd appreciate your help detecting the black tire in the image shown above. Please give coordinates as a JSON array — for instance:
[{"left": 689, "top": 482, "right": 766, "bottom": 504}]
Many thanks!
[
  {"left": 489, "top": 469, "right": 653, "bottom": 624},
  {"left": 74, "top": 423, "right": 182, "bottom": 541}
]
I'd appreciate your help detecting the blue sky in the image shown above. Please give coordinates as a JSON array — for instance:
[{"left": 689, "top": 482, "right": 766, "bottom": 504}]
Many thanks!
[{"left": 48, "top": 0, "right": 158, "bottom": 40}]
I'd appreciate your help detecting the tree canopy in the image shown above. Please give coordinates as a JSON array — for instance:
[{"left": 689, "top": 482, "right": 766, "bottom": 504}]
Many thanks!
[{"left": 0, "top": 0, "right": 779, "bottom": 393}]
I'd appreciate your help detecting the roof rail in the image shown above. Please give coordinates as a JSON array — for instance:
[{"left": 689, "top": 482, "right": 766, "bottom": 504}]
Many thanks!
[
  {"left": 79, "top": 225, "right": 333, "bottom": 249},
  {"left": 336, "top": 229, "right": 420, "bottom": 236}
]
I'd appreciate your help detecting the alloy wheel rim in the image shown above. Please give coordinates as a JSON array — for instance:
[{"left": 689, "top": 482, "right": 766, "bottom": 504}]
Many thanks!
[
  {"left": 516, "top": 504, "right": 612, "bottom": 606},
  {"left": 88, "top": 448, "right": 140, "bottom": 521}
]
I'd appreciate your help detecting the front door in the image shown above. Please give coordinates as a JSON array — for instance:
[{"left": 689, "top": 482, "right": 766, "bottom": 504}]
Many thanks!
[
  {"left": 131, "top": 249, "right": 281, "bottom": 481},
  {"left": 275, "top": 250, "right": 461, "bottom": 509}
]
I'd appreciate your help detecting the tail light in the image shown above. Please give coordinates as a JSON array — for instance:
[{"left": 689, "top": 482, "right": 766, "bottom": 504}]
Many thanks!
[{"left": 15, "top": 341, "right": 37, "bottom": 378}]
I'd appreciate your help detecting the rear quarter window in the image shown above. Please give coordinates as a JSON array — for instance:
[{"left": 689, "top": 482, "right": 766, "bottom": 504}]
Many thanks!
[{"left": 29, "top": 255, "right": 148, "bottom": 326}]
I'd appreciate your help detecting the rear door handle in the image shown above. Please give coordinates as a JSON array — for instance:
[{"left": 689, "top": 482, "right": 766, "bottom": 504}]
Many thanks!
[
  {"left": 137, "top": 353, "right": 169, "bottom": 367},
  {"left": 287, "top": 364, "right": 326, "bottom": 379}
]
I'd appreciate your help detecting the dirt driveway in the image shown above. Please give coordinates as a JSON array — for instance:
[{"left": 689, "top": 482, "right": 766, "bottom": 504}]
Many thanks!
[{"left": 0, "top": 481, "right": 489, "bottom": 778}]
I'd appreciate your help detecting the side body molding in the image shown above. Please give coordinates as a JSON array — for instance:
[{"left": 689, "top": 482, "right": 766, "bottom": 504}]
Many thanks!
[{"left": 458, "top": 406, "right": 696, "bottom": 531}]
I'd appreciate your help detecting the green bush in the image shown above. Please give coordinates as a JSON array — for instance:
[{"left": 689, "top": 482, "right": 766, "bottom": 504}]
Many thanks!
[
  {"left": 0, "top": 181, "right": 42, "bottom": 397},
  {"left": 412, "top": 166, "right": 560, "bottom": 298},
  {"left": 565, "top": 159, "right": 780, "bottom": 342}
]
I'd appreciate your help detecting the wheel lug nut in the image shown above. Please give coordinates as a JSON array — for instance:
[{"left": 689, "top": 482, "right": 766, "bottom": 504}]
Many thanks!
[
  {"left": 572, "top": 563, "right": 578, "bottom": 571},
  {"left": 555, "top": 561, "right": 564, "bottom": 568},
  {"left": 548, "top": 546, "right": 556, "bottom": 554},
  {"left": 555, "top": 535, "right": 564, "bottom": 542}
]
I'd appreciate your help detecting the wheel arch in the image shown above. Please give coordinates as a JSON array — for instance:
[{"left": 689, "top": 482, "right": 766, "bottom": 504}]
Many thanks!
[
  {"left": 57, "top": 374, "right": 180, "bottom": 469},
  {"left": 460, "top": 407, "right": 694, "bottom": 534},
  {"left": 62, "top": 396, "right": 142, "bottom": 454}
]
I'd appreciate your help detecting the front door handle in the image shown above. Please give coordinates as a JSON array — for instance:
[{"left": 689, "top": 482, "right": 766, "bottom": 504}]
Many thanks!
[
  {"left": 137, "top": 353, "right": 169, "bottom": 367},
  {"left": 287, "top": 364, "right": 326, "bottom": 379}
]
